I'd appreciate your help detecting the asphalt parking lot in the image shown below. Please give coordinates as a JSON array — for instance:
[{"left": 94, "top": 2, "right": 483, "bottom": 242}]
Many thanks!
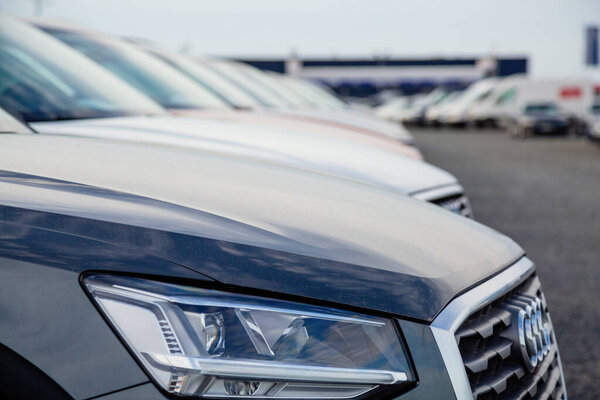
[{"left": 413, "top": 127, "right": 600, "bottom": 399}]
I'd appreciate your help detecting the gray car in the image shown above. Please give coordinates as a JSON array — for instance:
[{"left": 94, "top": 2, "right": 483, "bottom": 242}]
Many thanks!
[{"left": 0, "top": 109, "right": 566, "bottom": 400}]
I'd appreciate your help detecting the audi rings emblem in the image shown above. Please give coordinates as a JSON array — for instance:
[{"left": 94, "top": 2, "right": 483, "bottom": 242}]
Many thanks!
[{"left": 504, "top": 295, "right": 552, "bottom": 372}]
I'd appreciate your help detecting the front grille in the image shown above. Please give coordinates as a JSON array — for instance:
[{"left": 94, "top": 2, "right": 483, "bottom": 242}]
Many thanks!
[
  {"left": 455, "top": 274, "right": 565, "bottom": 400},
  {"left": 433, "top": 194, "right": 473, "bottom": 218}
]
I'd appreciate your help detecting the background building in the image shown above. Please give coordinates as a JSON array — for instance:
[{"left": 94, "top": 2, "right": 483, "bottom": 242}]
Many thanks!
[{"left": 236, "top": 56, "right": 527, "bottom": 100}]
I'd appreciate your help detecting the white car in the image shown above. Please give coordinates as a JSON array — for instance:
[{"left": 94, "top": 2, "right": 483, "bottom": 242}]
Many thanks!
[
  {"left": 424, "top": 91, "right": 462, "bottom": 125},
  {"left": 436, "top": 78, "right": 499, "bottom": 126},
  {"left": 2, "top": 16, "right": 472, "bottom": 218},
  {"left": 375, "top": 96, "right": 420, "bottom": 123},
  {"left": 33, "top": 19, "right": 421, "bottom": 158}
]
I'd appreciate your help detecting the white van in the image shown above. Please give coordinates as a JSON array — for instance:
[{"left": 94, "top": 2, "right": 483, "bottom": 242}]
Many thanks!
[
  {"left": 433, "top": 78, "right": 498, "bottom": 126},
  {"left": 468, "top": 76, "right": 595, "bottom": 130}
]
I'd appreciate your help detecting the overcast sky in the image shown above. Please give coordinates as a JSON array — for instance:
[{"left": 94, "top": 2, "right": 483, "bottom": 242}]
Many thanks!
[{"left": 2, "top": 0, "right": 600, "bottom": 78}]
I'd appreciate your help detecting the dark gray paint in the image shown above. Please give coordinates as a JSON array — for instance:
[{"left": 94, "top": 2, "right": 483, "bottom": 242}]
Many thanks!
[
  {"left": 395, "top": 320, "right": 457, "bottom": 399},
  {"left": 0, "top": 132, "right": 524, "bottom": 320},
  {"left": 91, "top": 384, "right": 164, "bottom": 400},
  {"left": 0, "top": 257, "right": 149, "bottom": 399}
]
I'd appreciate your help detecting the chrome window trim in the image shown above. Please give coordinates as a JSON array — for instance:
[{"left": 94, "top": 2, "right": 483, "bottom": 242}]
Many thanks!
[{"left": 430, "top": 257, "right": 535, "bottom": 400}]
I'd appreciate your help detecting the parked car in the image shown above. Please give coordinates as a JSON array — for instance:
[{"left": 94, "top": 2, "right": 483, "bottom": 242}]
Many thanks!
[
  {"left": 435, "top": 78, "right": 498, "bottom": 127},
  {"left": 377, "top": 90, "right": 458, "bottom": 126},
  {"left": 375, "top": 95, "right": 419, "bottom": 124},
  {"left": 33, "top": 19, "right": 419, "bottom": 155},
  {"left": 509, "top": 102, "right": 571, "bottom": 138},
  {"left": 0, "top": 109, "right": 566, "bottom": 400},
  {"left": 424, "top": 91, "right": 463, "bottom": 125},
  {"left": 198, "top": 58, "right": 418, "bottom": 143},
  {"left": 402, "top": 89, "right": 458, "bottom": 126},
  {"left": 0, "top": 16, "right": 469, "bottom": 217},
  {"left": 281, "top": 75, "right": 350, "bottom": 111}
]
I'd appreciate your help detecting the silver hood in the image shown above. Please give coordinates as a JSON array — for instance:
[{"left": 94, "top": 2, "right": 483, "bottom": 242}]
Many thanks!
[{"left": 31, "top": 116, "right": 457, "bottom": 196}]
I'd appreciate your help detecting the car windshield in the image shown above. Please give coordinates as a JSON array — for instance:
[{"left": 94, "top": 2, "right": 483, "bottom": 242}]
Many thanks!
[
  {"left": 495, "top": 87, "right": 517, "bottom": 105},
  {"left": 591, "top": 104, "right": 600, "bottom": 115},
  {"left": 281, "top": 77, "right": 347, "bottom": 110},
  {"left": 41, "top": 26, "right": 229, "bottom": 110},
  {"left": 232, "top": 64, "right": 301, "bottom": 107},
  {"left": 148, "top": 49, "right": 261, "bottom": 109},
  {"left": 458, "top": 84, "right": 494, "bottom": 105},
  {"left": 524, "top": 103, "right": 559, "bottom": 114},
  {"left": 296, "top": 80, "right": 348, "bottom": 108},
  {"left": 203, "top": 60, "right": 290, "bottom": 107},
  {"left": 265, "top": 73, "right": 317, "bottom": 108},
  {"left": 0, "top": 17, "right": 164, "bottom": 122}
]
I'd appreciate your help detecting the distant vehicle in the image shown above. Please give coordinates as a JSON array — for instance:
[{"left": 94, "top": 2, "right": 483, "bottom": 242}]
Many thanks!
[
  {"left": 586, "top": 103, "right": 600, "bottom": 141},
  {"left": 200, "top": 58, "right": 418, "bottom": 144},
  {"left": 509, "top": 102, "right": 571, "bottom": 138},
  {"left": 276, "top": 75, "right": 350, "bottom": 111},
  {"left": 435, "top": 78, "right": 498, "bottom": 126},
  {"left": 468, "top": 76, "right": 594, "bottom": 133},
  {"left": 376, "top": 91, "right": 457, "bottom": 126},
  {"left": 424, "top": 91, "right": 463, "bottom": 125},
  {"left": 402, "top": 89, "right": 455, "bottom": 126},
  {"left": 374, "top": 95, "right": 416, "bottom": 123}
]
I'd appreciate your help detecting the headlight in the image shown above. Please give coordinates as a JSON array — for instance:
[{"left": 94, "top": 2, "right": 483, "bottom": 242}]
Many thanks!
[{"left": 84, "top": 275, "right": 413, "bottom": 399}]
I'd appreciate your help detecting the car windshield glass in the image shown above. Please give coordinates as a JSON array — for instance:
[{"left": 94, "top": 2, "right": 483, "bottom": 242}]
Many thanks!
[
  {"left": 282, "top": 78, "right": 346, "bottom": 110},
  {"left": 266, "top": 74, "right": 317, "bottom": 108},
  {"left": 42, "top": 27, "right": 229, "bottom": 110},
  {"left": 439, "top": 91, "right": 460, "bottom": 104},
  {"left": 0, "top": 17, "right": 164, "bottom": 122},
  {"left": 204, "top": 61, "right": 289, "bottom": 107},
  {"left": 432, "top": 92, "right": 451, "bottom": 105},
  {"left": 458, "top": 84, "right": 493, "bottom": 105},
  {"left": 524, "top": 103, "right": 559, "bottom": 114},
  {"left": 298, "top": 80, "right": 348, "bottom": 108},
  {"left": 232, "top": 64, "right": 299, "bottom": 107},
  {"left": 496, "top": 87, "right": 517, "bottom": 105},
  {"left": 475, "top": 89, "right": 493, "bottom": 102},
  {"left": 149, "top": 50, "right": 261, "bottom": 109},
  {"left": 591, "top": 104, "right": 600, "bottom": 115}
]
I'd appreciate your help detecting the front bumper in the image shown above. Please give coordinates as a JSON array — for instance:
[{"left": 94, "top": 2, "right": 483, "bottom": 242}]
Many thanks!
[
  {"left": 0, "top": 235, "right": 561, "bottom": 400},
  {"left": 85, "top": 258, "right": 566, "bottom": 400}
]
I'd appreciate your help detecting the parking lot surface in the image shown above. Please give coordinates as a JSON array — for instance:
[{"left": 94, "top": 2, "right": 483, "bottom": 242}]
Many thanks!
[{"left": 413, "top": 127, "right": 600, "bottom": 399}]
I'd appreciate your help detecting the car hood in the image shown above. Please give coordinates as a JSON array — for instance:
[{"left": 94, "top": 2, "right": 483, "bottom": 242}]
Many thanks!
[
  {"left": 31, "top": 116, "right": 451, "bottom": 195},
  {"left": 266, "top": 108, "right": 415, "bottom": 143},
  {"left": 172, "top": 109, "right": 423, "bottom": 160},
  {"left": 0, "top": 134, "right": 523, "bottom": 321}
]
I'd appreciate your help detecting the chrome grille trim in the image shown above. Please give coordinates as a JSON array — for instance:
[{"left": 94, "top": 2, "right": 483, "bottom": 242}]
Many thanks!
[
  {"left": 434, "top": 194, "right": 473, "bottom": 218},
  {"left": 411, "top": 184, "right": 473, "bottom": 218},
  {"left": 431, "top": 258, "right": 567, "bottom": 400},
  {"left": 411, "top": 184, "right": 465, "bottom": 202}
]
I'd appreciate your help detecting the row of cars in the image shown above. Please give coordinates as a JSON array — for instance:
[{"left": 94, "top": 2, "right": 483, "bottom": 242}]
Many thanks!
[
  {"left": 377, "top": 76, "right": 600, "bottom": 140},
  {"left": 0, "top": 14, "right": 567, "bottom": 400}
]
